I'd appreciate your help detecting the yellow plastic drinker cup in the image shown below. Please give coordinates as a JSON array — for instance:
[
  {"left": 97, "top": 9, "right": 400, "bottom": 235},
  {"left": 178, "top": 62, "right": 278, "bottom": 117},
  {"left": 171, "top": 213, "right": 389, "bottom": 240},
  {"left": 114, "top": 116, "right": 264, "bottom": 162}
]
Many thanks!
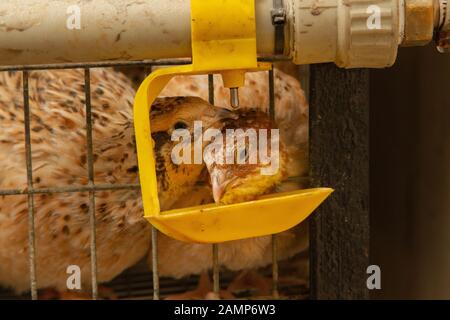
[{"left": 133, "top": 0, "right": 333, "bottom": 243}]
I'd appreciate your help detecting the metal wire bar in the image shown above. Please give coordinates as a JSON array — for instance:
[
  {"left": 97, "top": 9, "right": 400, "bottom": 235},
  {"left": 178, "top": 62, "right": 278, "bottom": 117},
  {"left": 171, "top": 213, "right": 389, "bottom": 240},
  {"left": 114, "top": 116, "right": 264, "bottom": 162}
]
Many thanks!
[
  {"left": 22, "top": 71, "right": 38, "bottom": 300},
  {"left": 212, "top": 245, "right": 220, "bottom": 296},
  {"left": 144, "top": 65, "right": 160, "bottom": 301},
  {"left": 272, "top": 234, "right": 280, "bottom": 298},
  {"left": 268, "top": 68, "right": 279, "bottom": 298},
  {"left": 208, "top": 74, "right": 215, "bottom": 105},
  {"left": 0, "top": 56, "right": 289, "bottom": 72},
  {"left": 0, "top": 176, "right": 311, "bottom": 197},
  {"left": 151, "top": 226, "right": 160, "bottom": 300},
  {"left": 208, "top": 73, "right": 221, "bottom": 298},
  {"left": 268, "top": 68, "right": 276, "bottom": 122},
  {"left": 0, "top": 183, "right": 140, "bottom": 196},
  {"left": 84, "top": 69, "right": 99, "bottom": 300},
  {"left": 0, "top": 59, "right": 191, "bottom": 72}
]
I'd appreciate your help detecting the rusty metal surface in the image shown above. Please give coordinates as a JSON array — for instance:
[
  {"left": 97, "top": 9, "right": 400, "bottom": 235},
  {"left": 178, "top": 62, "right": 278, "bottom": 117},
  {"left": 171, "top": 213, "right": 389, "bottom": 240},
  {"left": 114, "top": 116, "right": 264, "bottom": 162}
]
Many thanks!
[{"left": 403, "top": 0, "right": 436, "bottom": 46}]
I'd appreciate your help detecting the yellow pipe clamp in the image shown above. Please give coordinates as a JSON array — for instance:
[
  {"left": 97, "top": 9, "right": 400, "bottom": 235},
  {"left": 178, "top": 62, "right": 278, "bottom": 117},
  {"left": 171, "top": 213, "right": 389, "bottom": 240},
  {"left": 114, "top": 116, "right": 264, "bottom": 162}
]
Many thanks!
[{"left": 133, "top": 0, "right": 333, "bottom": 243}]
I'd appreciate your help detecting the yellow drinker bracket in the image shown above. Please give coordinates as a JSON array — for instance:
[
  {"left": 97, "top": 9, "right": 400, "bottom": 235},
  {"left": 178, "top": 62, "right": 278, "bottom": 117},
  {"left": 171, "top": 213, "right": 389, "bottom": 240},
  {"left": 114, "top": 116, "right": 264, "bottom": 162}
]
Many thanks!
[{"left": 133, "top": 0, "right": 333, "bottom": 243}]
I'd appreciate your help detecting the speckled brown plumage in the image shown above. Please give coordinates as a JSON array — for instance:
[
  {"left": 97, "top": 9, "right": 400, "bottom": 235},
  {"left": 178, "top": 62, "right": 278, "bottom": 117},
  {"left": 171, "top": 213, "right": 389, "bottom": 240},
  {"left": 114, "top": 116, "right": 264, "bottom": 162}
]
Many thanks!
[
  {"left": 0, "top": 67, "right": 309, "bottom": 297},
  {"left": 0, "top": 68, "right": 233, "bottom": 294},
  {"left": 0, "top": 68, "right": 151, "bottom": 293}
]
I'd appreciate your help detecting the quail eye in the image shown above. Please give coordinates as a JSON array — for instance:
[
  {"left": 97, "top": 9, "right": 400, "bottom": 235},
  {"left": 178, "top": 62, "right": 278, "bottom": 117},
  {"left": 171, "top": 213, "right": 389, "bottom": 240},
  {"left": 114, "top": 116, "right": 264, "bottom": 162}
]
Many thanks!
[{"left": 173, "top": 121, "right": 188, "bottom": 130}]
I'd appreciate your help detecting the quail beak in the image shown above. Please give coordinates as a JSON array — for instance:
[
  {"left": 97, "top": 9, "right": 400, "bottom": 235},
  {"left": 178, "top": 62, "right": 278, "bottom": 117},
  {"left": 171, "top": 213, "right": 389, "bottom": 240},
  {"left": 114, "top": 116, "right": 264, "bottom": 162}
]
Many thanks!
[
  {"left": 211, "top": 171, "right": 238, "bottom": 203},
  {"left": 208, "top": 107, "right": 239, "bottom": 203},
  {"left": 212, "top": 173, "right": 227, "bottom": 203}
]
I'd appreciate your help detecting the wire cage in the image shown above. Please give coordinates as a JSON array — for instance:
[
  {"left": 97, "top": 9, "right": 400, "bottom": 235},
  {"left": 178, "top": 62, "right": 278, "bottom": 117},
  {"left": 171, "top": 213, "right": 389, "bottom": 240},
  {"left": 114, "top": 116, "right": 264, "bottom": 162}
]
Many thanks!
[{"left": 0, "top": 56, "right": 316, "bottom": 300}]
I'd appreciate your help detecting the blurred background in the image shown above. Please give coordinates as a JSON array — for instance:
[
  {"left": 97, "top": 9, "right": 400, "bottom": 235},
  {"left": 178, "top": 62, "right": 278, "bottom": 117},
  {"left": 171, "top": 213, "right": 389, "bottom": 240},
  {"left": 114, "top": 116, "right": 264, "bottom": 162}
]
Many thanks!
[{"left": 371, "top": 44, "right": 450, "bottom": 299}]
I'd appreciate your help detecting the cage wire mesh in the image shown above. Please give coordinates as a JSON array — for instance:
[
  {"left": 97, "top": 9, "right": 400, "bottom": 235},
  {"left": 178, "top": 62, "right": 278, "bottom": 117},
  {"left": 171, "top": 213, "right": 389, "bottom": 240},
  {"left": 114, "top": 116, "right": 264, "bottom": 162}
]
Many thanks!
[{"left": 0, "top": 57, "right": 310, "bottom": 300}]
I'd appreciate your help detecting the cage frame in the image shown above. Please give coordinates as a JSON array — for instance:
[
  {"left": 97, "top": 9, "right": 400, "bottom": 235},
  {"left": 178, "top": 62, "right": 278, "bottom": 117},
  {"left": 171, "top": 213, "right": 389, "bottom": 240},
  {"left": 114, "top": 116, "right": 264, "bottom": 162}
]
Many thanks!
[{"left": 0, "top": 57, "right": 370, "bottom": 300}]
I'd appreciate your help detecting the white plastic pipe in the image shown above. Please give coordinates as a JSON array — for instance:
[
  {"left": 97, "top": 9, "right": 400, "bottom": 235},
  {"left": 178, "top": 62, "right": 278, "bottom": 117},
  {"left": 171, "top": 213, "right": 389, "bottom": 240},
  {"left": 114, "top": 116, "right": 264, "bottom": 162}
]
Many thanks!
[{"left": 0, "top": 0, "right": 275, "bottom": 66}]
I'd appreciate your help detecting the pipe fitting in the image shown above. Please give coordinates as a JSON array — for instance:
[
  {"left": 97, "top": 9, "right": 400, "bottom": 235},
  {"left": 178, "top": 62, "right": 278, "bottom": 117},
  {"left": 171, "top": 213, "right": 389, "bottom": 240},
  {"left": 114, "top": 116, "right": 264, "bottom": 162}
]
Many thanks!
[
  {"left": 402, "top": 0, "right": 436, "bottom": 46},
  {"left": 287, "top": 0, "right": 400, "bottom": 68}
]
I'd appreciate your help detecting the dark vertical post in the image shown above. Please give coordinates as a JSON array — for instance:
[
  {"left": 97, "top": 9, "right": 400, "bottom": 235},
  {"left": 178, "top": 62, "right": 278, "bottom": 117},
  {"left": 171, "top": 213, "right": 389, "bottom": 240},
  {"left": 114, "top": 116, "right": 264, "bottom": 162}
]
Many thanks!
[{"left": 309, "top": 64, "right": 370, "bottom": 299}]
